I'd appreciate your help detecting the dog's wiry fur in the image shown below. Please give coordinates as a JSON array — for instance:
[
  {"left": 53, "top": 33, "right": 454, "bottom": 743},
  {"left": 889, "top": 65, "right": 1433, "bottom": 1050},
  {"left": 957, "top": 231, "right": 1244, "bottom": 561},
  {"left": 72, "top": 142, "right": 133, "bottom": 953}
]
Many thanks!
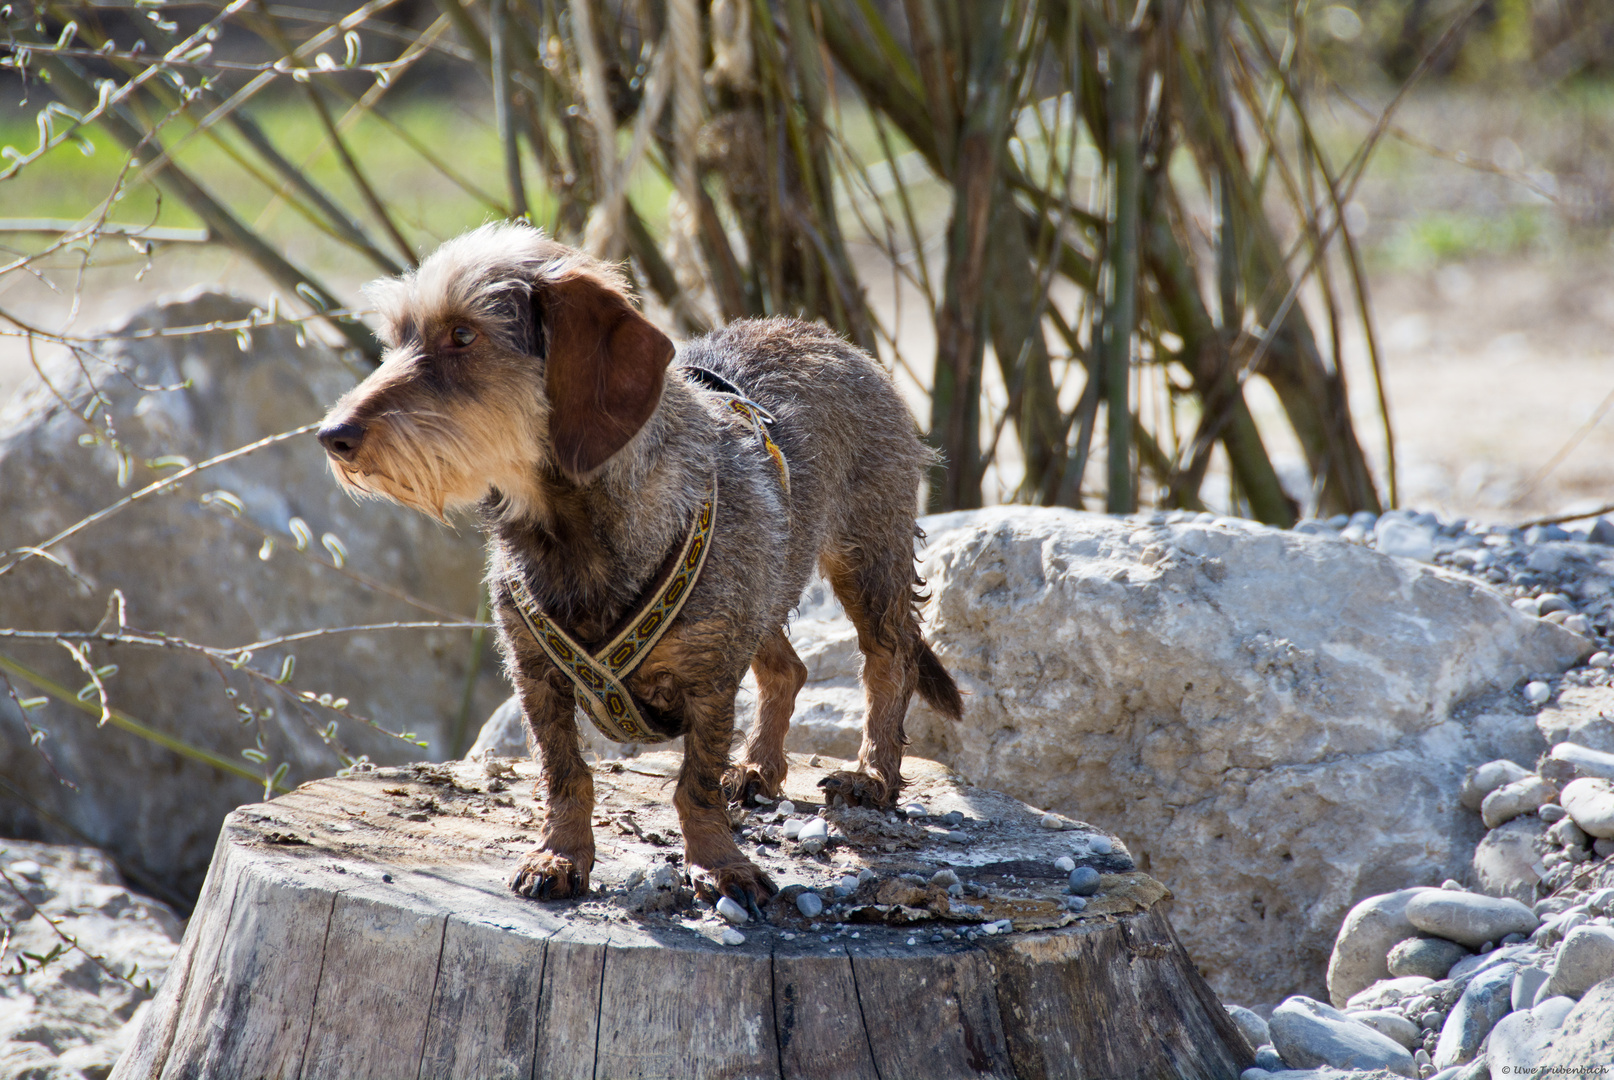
[{"left": 318, "top": 222, "right": 962, "bottom": 909}]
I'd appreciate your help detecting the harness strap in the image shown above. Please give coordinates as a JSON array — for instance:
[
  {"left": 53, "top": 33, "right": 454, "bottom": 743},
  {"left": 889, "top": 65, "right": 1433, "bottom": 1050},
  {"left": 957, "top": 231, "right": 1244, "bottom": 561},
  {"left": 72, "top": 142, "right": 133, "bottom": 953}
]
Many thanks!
[
  {"left": 682, "top": 365, "right": 791, "bottom": 495},
  {"left": 508, "top": 471, "right": 718, "bottom": 744}
]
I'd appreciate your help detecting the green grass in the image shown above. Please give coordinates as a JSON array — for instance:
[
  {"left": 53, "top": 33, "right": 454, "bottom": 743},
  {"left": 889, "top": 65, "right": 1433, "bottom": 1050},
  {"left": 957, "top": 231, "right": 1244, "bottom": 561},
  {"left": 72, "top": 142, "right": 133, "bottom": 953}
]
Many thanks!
[{"left": 1377, "top": 205, "right": 1550, "bottom": 269}]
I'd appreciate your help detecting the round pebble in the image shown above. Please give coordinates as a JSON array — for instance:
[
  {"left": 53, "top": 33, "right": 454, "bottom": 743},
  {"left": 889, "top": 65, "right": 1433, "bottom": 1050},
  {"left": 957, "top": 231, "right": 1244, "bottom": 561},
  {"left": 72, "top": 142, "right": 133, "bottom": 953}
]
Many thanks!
[
  {"left": 903, "top": 803, "right": 926, "bottom": 818},
  {"left": 857, "top": 868, "right": 876, "bottom": 885},
  {"left": 798, "top": 817, "right": 828, "bottom": 842},
  {"left": 721, "top": 927, "right": 746, "bottom": 946},
  {"left": 945, "top": 830, "right": 969, "bottom": 845},
  {"left": 716, "top": 896, "right": 750, "bottom": 925},
  {"left": 1065, "top": 896, "right": 1088, "bottom": 912},
  {"left": 1590, "top": 652, "right": 1612, "bottom": 669},
  {"left": 1039, "top": 813, "right": 1063, "bottom": 830},
  {"left": 941, "top": 810, "right": 965, "bottom": 827},
  {"left": 838, "top": 874, "right": 860, "bottom": 893},
  {"left": 1524, "top": 681, "right": 1552, "bottom": 705},
  {"left": 1089, "top": 836, "right": 1114, "bottom": 855},
  {"left": 776, "top": 800, "right": 795, "bottom": 816},
  {"left": 931, "top": 868, "right": 959, "bottom": 887},
  {"left": 1054, "top": 856, "right": 1076, "bottom": 872},
  {"left": 783, "top": 818, "right": 803, "bottom": 840},
  {"left": 1068, "top": 866, "right": 1101, "bottom": 896},
  {"left": 796, "top": 891, "right": 824, "bottom": 918}
]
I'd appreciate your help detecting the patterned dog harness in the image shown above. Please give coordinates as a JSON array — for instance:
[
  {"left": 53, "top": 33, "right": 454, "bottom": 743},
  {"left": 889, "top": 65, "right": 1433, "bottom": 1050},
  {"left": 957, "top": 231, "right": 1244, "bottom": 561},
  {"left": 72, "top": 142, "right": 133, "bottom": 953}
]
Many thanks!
[{"left": 507, "top": 366, "right": 788, "bottom": 744}]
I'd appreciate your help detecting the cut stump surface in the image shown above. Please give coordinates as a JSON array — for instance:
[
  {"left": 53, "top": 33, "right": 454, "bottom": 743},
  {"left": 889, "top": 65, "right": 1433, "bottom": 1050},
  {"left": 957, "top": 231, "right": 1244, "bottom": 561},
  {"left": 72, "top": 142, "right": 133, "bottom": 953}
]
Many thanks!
[{"left": 114, "top": 752, "right": 1251, "bottom": 1079}]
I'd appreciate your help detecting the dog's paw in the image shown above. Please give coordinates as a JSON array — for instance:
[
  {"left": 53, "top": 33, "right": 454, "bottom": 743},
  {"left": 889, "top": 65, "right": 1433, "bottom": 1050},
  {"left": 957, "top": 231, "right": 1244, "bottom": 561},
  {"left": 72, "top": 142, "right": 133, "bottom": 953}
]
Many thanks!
[
  {"left": 714, "top": 860, "right": 777, "bottom": 920},
  {"left": 817, "top": 769, "right": 898, "bottom": 809},
  {"left": 508, "top": 847, "right": 592, "bottom": 900},
  {"left": 722, "top": 763, "right": 784, "bottom": 808}
]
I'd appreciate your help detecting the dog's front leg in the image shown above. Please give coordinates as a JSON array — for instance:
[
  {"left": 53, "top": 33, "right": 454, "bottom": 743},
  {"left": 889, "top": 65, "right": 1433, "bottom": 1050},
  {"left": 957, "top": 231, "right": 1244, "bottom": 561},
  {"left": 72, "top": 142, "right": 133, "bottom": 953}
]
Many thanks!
[
  {"left": 676, "top": 682, "right": 776, "bottom": 915},
  {"left": 508, "top": 667, "right": 596, "bottom": 900}
]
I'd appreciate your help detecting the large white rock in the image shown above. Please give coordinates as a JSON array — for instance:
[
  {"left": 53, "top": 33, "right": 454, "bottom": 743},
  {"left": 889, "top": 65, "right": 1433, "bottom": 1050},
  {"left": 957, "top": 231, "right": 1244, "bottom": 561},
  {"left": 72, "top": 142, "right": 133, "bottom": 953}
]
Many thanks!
[
  {"left": 1327, "top": 889, "right": 1437, "bottom": 1007},
  {"left": 1405, "top": 890, "right": 1539, "bottom": 949},
  {"left": 779, "top": 508, "right": 1586, "bottom": 1003},
  {"left": 0, "top": 841, "right": 181, "bottom": 1078},
  {"left": 1267, "top": 995, "right": 1416, "bottom": 1076},
  {"left": 0, "top": 293, "right": 507, "bottom": 897}
]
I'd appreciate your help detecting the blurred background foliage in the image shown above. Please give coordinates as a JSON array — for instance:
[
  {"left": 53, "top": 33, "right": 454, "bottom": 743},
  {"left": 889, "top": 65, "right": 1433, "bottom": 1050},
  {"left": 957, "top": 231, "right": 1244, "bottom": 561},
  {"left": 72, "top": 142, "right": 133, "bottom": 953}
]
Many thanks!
[{"left": 4, "top": 0, "right": 1614, "bottom": 521}]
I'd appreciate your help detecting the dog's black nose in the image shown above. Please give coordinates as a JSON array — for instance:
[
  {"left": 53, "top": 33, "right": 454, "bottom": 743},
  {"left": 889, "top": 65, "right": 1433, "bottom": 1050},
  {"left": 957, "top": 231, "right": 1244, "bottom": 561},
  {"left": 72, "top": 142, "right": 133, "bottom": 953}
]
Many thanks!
[{"left": 318, "top": 420, "right": 366, "bottom": 461}]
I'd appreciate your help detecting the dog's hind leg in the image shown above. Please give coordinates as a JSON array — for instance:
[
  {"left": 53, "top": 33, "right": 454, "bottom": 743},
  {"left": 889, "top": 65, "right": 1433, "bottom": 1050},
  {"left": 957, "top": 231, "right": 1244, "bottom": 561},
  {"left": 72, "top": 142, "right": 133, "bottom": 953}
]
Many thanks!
[
  {"left": 816, "top": 547, "right": 924, "bottom": 809},
  {"left": 724, "top": 628, "right": 806, "bottom": 807},
  {"left": 677, "top": 680, "right": 777, "bottom": 913},
  {"left": 508, "top": 668, "right": 597, "bottom": 900}
]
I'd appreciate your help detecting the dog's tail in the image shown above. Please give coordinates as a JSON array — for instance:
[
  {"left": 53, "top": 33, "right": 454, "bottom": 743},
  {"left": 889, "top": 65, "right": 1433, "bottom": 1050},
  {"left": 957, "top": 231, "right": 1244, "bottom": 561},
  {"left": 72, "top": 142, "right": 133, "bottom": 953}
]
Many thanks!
[{"left": 914, "top": 639, "right": 963, "bottom": 722}]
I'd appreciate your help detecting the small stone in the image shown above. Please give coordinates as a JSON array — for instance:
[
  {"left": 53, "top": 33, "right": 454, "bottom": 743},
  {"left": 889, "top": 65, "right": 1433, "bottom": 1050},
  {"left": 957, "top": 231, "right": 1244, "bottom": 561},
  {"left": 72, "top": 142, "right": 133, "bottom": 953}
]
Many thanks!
[
  {"left": 838, "top": 875, "right": 860, "bottom": 893},
  {"left": 1597, "top": 837, "right": 1614, "bottom": 858},
  {"left": 1588, "top": 888, "right": 1614, "bottom": 915},
  {"left": 931, "top": 868, "right": 959, "bottom": 887},
  {"left": 941, "top": 810, "right": 964, "bottom": 827},
  {"left": 1225, "top": 1005, "right": 1271, "bottom": 1051},
  {"left": 945, "top": 831, "right": 968, "bottom": 844},
  {"left": 1419, "top": 1010, "right": 1445, "bottom": 1030},
  {"left": 1461, "top": 760, "right": 1532, "bottom": 812},
  {"left": 1377, "top": 521, "right": 1436, "bottom": 562},
  {"left": 721, "top": 927, "right": 746, "bottom": 946},
  {"left": 1039, "top": 813, "right": 1063, "bottom": 830},
  {"left": 902, "top": 803, "right": 925, "bottom": 818},
  {"left": 1068, "top": 866, "right": 1101, "bottom": 896},
  {"left": 1539, "top": 803, "right": 1568, "bottom": 823},
  {"left": 1511, "top": 966, "right": 1550, "bottom": 1011},
  {"left": 783, "top": 818, "right": 803, "bottom": 840},
  {"left": 1591, "top": 651, "right": 1614, "bottom": 669},
  {"left": 1064, "top": 896, "right": 1087, "bottom": 912},
  {"left": 857, "top": 868, "right": 876, "bottom": 885},
  {"left": 1088, "top": 836, "right": 1114, "bottom": 855},
  {"left": 1564, "top": 614, "right": 1592, "bottom": 635},
  {"left": 948, "top": 883, "right": 964, "bottom": 898},
  {"left": 1414, "top": 1049, "right": 1431, "bottom": 1068},
  {"left": 1548, "top": 817, "right": 1590, "bottom": 849},
  {"left": 1537, "top": 593, "right": 1573, "bottom": 615},
  {"left": 1543, "top": 925, "right": 1614, "bottom": 999},
  {"left": 1480, "top": 774, "right": 1555, "bottom": 829},
  {"left": 1546, "top": 742, "right": 1614, "bottom": 783},
  {"left": 1513, "top": 597, "right": 1542, "bottom": 617},
  {"left": 1525, "top": 681, "right": 1552, "bottom": 706},
  {"left": 798, "top": 817, "right": 829, "bottom": 842},
  {"left": 1351, "top": 1010, "right": 1421, "bottom": 1049},
  {"left": 1440, "top": 879, "right": 1464, "bottom": 891},
  {"left": 717, "top": 896, "right": 750, "bottom": 925},
  {"left": 1560, "top": 777, "right": 1614, "bottom": 838},
  {"left": 1405, "top": 892, "right": 1540, "bottom": 949},
  {"left": 796, "top": 891, "right": 824, "bottom": 918},
  {"left": 1253, "top": 1045, "right": 1286, "bottom": 1072},
  {"left": 1268, "top": 995, "right": 1417, "bottom": 1076},
  {"left": 776, "top": 800, "right": 795, "bottom": 816},
  {"left": 1388, "top": 937, "right": 1471, "bottom": 980},
  {"left": 649, "top": 864, "right": 679, "bottom": 890},
  {"left": 1432, "top": 962, "right": 1515, "bottom": 1069},
  {"left": 1054, "top": 856, "right": 1076, "bottom": 872},
  {"left": 7, "top": 860, "right": 43, "bottom": 881},
  {"left": 807, "top": 755, "right": 821, "bottom": 767}
]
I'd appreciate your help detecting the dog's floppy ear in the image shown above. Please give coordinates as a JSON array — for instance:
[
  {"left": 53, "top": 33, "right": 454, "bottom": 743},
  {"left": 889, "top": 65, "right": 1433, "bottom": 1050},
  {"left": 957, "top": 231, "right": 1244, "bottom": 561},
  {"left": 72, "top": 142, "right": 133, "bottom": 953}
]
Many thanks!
[{"left": 540, "top": 273, "right": 674, "bottom": 478}]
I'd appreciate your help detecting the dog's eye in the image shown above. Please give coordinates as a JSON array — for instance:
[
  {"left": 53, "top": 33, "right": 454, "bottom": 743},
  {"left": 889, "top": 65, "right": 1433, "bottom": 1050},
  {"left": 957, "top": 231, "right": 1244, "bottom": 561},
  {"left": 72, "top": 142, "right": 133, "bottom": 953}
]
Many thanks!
[{"left": 450, "top": 326, "right": 477, "bottom": 347}]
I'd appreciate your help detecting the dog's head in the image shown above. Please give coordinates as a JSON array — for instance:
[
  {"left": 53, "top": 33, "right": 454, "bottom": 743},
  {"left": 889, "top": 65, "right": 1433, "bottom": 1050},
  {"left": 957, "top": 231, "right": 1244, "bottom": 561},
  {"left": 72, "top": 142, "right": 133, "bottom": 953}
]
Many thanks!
[{"left": 316, "top": 222, "right": 674, "bottom": 522}]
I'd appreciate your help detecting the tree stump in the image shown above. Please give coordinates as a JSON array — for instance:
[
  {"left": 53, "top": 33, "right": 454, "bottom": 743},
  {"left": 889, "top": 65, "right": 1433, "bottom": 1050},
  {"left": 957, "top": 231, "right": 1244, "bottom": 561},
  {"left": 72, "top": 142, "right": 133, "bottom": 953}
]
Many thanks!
[{"left": 113, "top": 752, "right": 1251, "bottom": 1080}]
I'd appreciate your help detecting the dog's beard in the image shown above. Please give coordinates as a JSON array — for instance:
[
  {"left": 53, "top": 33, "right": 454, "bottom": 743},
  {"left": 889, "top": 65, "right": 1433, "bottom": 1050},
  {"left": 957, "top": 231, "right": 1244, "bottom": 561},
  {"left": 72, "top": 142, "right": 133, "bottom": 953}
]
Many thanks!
[{"left": 327, "top": 410, "right": 540, "bottom": 524}]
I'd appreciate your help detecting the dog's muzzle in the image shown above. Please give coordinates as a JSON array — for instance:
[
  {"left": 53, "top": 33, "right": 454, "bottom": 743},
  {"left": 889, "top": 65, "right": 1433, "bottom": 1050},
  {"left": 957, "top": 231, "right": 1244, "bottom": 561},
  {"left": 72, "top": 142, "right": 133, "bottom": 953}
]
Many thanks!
[{"left": 317, "top": 420, "right": 366, "bottom": 462}]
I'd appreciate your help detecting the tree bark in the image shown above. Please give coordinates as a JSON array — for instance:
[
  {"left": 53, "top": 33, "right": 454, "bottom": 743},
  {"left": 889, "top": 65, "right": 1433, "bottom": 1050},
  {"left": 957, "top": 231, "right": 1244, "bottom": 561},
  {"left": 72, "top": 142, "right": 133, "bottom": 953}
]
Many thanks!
[{"left": 114, "top": 754, "right": 1251, "bottom": 1080}]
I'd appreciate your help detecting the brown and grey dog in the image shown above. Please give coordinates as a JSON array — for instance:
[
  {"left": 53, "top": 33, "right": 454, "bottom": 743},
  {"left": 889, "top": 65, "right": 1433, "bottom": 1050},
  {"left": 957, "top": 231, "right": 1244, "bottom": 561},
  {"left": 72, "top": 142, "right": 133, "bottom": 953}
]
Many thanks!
[{"left": 316, "top": 222, "right": 961, "bottom": 910}]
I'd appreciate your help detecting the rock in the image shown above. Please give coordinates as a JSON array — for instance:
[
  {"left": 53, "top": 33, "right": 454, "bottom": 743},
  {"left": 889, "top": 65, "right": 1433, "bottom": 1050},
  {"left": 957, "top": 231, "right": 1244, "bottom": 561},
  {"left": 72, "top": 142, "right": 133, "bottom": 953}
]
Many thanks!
[
  {"left": 1388, "top": 937, "right": 1471, "bottom": 979},
  {"left": 1225, "top": 1005, "right": 1270, "bottom": 1050},
  {"left": 1253, "top": 1045, "right": 1285, "bottom": 1071},
  {"left": 716, "top": 896, "right": 750, "bottom": 925},
  {"left": 1460, "top": 760, "right": 1533, "bottom": 812},
  {"left": 1547, "top": 817, "right": 1590, "bottom": 850},
  {"left": 1472, "top": 815, "right": 1546, "bottom": 903},
  {"left": 1345, "top": 976, "right": 1434, "bottom": 1011},
  {"left": 1487, "top": 1005, "right": 1563, "bottom": 1079},
  {"left": 1539, "top": 803, "right": 1568, "bottom": 823},
  {"left": 0, "top": 840, "right": 182, "bottom": 1077},
  {"left": 1536, "top": 978, "right": 1614, "bottom": 1068},
  {"left": 781, "top": 508, "right": 1587, "bottom": 1003},
  {"left": 1432, "top": 962, "right": 1517, "bottom": 1069},
  {"left": 930, "top": 869, "right": 959, "bottom": 888},
  {"left": 1480, "top": 774, "right": 1555, "bottom": 828},
  {"left": 1525, "top": 680, "right": 1554, "bottom": 705},
  {"left": 1405, "top": 891, "right": 1539, "bottom": 949},
  {"left": 1560, "top": 777, "right": 1614, "bottom": 837},
  {"left": 720, "top": 927, "right": 746, "bottom": 946},
  {"left": 0, "top": 293, "right": 506, "bottom": 896},
  {"left": 798, "top": 817, "right": 829, "bottom": 842},
  {"left": 1450, "top": 942, "right": 1535, "bottom": 981},
  {"left": 1588, "top": 518, "right": 1614, "bottom": 546},
  {"left": 1350, "top": 1009, "right": 1422, "bottom": 1049},
  {"left": 795, "top": 891, "right": 823, "bottom": 918},
  {"left": 1377, "top": 521, "right": 1436, "bottom": 562},
  {"left": 1543, "top": 925, "right": 1614, "bottom": 999},
  {"left": 1267, "top": 995, "right": 1417, "bottom": 1076},
  {"left": 1330, "top": 890, "right": 1438, "bottom": 1006},
  {"left": 1543, "top": 743, "right": 1614, "bottom": 784},
  {"left": 1054, "top": 856, "right": 1075, "bottom": 872},
  {"left": 1067, "top": 867, "right": 1101, "bottom": 896},
  {"left": 1512, "top": 966, "right": 1550, "bottom": 1011},
  {"left": 1535, "top": 685, "right": 1614, "bottom": 755}
]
